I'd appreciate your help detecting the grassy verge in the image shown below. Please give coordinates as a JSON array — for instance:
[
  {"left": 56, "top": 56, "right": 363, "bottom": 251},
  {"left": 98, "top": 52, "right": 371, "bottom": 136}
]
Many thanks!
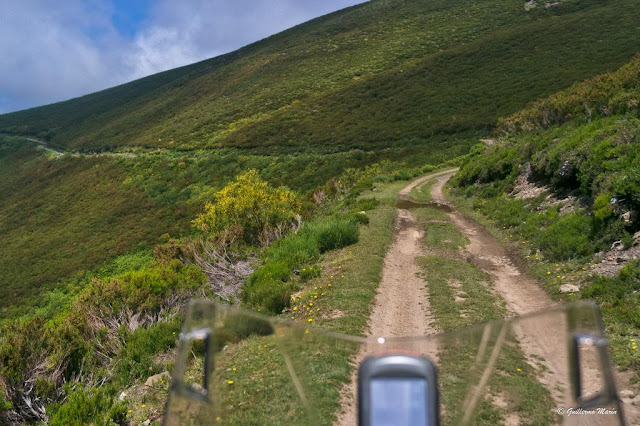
[
  {"left": 409, "top": 178, "right": 435, "bottom": 202},
  {"left": 423, "top": 222, "right": 470, "bottom": 255},
  {"left": 159, "top": 179, "right": 403, "bottom": 425},
  {"left": 412, "top": 206, "right": 449, "bottom": 222},
  {"left": 415, "top": 206, "right": 555, "bottom": 425}
]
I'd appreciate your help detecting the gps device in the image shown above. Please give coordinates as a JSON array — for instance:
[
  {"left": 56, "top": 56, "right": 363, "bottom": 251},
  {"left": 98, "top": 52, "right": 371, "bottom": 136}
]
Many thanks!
[{"left": 358, "top": 354, "right": 439, "bottom": 426}]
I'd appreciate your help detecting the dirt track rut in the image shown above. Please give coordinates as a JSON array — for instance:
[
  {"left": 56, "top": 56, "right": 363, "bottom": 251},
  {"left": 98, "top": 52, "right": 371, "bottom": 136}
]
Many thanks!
[
  {"left": 432, "top": 171, "right": 636, "bottom": 425},
  {"left": 335, "top": 172, "right": 446, "bottom": 426}
]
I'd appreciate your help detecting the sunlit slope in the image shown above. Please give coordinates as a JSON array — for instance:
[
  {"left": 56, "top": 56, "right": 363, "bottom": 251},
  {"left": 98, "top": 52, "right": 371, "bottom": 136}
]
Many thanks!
[{"left": 1, "top": 0, "right": 639, "bottom": 151}]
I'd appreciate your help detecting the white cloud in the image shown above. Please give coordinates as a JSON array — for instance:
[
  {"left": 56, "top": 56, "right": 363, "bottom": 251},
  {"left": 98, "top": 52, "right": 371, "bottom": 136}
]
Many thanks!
[{"left": 0, "top": 0, "right": 366, "bottom": 114}]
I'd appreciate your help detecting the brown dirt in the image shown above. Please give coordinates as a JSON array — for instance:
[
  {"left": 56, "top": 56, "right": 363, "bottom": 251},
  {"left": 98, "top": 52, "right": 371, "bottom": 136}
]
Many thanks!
[
  {"left": 334, "top": 172, "right": 446, "bottom": 426},
  {"left": 431, "top": 172, "right": 556, "bottom": 316}
]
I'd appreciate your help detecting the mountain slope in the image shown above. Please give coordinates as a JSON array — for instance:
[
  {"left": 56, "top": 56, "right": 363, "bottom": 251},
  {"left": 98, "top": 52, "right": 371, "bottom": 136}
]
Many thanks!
[
  {"left": 1, "top": 0, "right": 639, "bottom": 152},
  {"left": 2, "top": 1, "right": 640, "bottom": 422},
  {"left": 1, "top": 0, "right": 640, "bottom": 315}
]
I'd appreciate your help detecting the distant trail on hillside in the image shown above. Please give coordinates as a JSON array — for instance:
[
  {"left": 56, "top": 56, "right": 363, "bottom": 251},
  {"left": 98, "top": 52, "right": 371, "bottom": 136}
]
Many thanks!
[{"left": 10, "top": 135, "right": 138, "bottom": 159}]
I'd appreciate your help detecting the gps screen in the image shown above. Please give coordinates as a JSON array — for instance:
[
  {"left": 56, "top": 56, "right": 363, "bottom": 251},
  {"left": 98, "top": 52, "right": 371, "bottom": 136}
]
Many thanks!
[{"left": 369, "top": 377, "right": 428, "bottom": 426}]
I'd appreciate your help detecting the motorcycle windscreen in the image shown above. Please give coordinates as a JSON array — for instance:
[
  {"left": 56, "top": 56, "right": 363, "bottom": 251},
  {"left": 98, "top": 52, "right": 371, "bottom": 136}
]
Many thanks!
[{"left": 163, "top": 300, "right": 625, "bottom": 425}]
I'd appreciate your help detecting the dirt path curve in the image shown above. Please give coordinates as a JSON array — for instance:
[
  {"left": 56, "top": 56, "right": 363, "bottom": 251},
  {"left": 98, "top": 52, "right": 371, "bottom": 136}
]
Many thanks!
[
  {"left": 334, "top": 171, "right": 448, "bottom": 426},
  {"left": 432, "top": 171, "right": 637, "bottom": 425},
  {"left": 5, "top": 135, "right": 138, "bottom": 159},
  {"left": 431, "top": 171, "right": 557, "bottom": 316}
]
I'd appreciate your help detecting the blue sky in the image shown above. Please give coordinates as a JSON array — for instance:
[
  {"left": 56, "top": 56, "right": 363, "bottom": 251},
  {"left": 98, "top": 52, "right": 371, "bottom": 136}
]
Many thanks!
[
  {"left": 111, "top": 0, "right": 153, "bottom": 38},
  {"left": 0, "top": 0, "right": 366, "bottom": 114}
]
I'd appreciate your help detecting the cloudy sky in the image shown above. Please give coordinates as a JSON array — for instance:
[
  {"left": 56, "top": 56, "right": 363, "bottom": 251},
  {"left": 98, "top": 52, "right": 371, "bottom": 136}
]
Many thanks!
[{"left": 0, "top": 0, "right": 366, "bottom": 114}]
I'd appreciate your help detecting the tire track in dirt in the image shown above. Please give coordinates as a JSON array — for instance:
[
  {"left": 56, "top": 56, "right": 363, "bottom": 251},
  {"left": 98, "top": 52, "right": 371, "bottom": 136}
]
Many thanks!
[
  {"left": 432, "top": 171, "right": 635, "bottom": 425},
  {"left": 334, "top": 172, "right": 446, "bottom": 426}
]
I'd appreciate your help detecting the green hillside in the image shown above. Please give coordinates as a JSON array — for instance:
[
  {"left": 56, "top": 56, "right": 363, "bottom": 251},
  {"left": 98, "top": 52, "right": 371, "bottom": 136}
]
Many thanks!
[
  {"left": 2, "top": 0, "right": 640, "bottom": 317},
  {"left": 1, "top": 0, "right": 639, "bottom": 152},
  {"left": 1, "top": 0, "right": 640, "bottom": 422}
]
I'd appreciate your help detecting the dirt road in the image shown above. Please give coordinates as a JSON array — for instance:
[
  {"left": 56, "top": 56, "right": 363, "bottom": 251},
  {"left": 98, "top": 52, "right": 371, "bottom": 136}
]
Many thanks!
[
  {"left": 334, "top": 170, "right": 637, "bottom": 425},
  {"left": 334, "top": 171, "right": 452, "bottom": 425}
]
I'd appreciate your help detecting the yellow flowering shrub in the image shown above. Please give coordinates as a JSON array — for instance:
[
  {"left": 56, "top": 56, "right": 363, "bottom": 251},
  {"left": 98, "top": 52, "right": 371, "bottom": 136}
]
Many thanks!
[{"left": 193, "top": 170, "right": 301, "bottom": 245}]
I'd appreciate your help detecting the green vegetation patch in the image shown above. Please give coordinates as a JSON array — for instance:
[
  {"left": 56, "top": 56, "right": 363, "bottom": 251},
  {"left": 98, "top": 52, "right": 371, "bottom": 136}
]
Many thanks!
[
  {"left": 453, "top": 116, "right": 640, "bottom": 261},
  {"left": 412, "top": 206, "right": 449, "bottom": 222},
  {"left": 418, "top": 256, "right": 555, "bottom": 425},
  {"left": 409, "top": 178, "right": 435, "bottom": 202},
  {"left": 182, "top": 181, "right": 401, "bottom": 424},
  {"left": 0, "top": 139, "right": 187, "bottom": 317},
  {"left": 211, "top": 333, "right": 355, "bottom": 426},
  {"left": 2, "top": 0, "right": 639, "bottom": 155},
  {"left": 242, "top": 217, "right": 360, "bottom": 315},
  {"left": 581, "top": 261, "right": 640, "bottom": 372},
  {"left": 419, "top": 257, "right": 501, "bottom": 330},
  {"left": 450, "top": 56, "right": 640, "bottom": 379},
  {"left": 0, "top": 260, "right": 204, "bottom": 424},
  {"left": 423, "top": 221, "right": 470, "bottom": 255}
]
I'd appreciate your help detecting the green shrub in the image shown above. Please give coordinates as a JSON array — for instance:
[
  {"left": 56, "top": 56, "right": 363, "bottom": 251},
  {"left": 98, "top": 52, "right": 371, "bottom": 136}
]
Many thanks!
[
  {"left": 267, "top": 235, "right": 321, "bottom": 269},
  {"left": 301, "top": 218, "right": 360, "bottom": 253},
  {"left": 114, "top": 321, "right": 180, "bottom": 381},
  {"left": 351, "top": 212, "right": 370, "bottom": 225},
  {"left": 583, "top": 260, "right": 640, "bottom": 329},
  {"left": 242, "top": 278, "right": 298, "bottom": 314},
  {"left": 350, "top": 197, "right": 380, "bottom": 212},
  {"left": 622, "top": 233, "right": 634, "bottom": 249},
  {"left": 0, "top": 384, "right": 12, "bottom": 412},
  {"left": 420, "top": 164, "right": 436, "bottom": 174},
  {"left": 49, "top": 384, "right": 126, "bottom": 426},
  {"left": 77, "top": 260, "right": 204, "bottom": 315},
  {"left": 99, "top": 250, "right": 154, "bottom": 277},
  {"left": 593, "top": 219, "right": 628, "bottom": 252},
  {"left": 453, "top": 144, "right": 520, "bottom": 188},
  {"left": 536, "top": 214, "right": 594, "bottom": 261},
  {"left": 247, "top": 262, "right": 291, "bottom": 285},
  {"left": 153, "top": 239, "right": 191, "bottom": 264},
  {"left": 242, "top": 217, "right": 360, "bottom": 314}
]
